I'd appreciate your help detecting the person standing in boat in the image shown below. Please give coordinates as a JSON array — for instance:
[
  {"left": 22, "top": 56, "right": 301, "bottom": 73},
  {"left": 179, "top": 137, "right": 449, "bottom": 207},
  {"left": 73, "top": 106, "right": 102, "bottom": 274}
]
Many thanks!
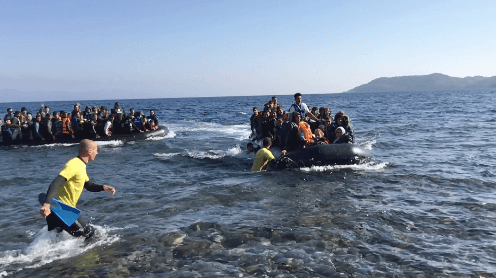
[
  {"left": 288, "top": 93, "right": 319, "bottom": 122},
  {"left": 40, "top": 139, "right": 116, "bottom": 239}
]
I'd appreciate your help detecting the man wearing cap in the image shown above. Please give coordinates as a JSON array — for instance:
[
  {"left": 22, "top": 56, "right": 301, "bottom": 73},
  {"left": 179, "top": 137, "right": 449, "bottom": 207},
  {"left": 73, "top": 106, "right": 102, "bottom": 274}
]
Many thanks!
[{"left": 40, "top": 139, "right": 116, "bottom": 239}]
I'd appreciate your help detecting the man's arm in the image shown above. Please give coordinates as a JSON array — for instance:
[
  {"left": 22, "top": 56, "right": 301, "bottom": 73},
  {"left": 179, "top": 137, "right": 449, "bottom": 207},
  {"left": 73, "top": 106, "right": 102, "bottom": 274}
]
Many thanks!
[
  {"left": 84, "top": 182, "right": 116, "bottom": 195},
  {"left": 305, "top": 112, "right": 319, "bottom": 122},
  {"left": 40, "top": 175, "right": 67, "bottom": 218}
]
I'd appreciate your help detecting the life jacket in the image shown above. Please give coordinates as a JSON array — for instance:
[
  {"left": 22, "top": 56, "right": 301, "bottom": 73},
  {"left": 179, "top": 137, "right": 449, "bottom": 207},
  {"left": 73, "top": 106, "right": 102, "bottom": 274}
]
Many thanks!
[
  {"left": 62, "top": 118, "right": 72, "bottom": 134},
  {"left": 298, "top": 122, "right": 313, "bottom": 144},
  {"left": 148, "top": 119, "right": 156, "bottom": 129},
  {"left": 290, "top": 103, "right": 306, "bottom": 117}
]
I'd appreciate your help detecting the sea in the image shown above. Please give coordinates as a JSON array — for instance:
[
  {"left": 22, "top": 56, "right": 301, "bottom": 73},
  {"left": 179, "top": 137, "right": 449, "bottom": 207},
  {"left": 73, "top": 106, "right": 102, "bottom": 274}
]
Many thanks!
[{"left": 0, "top": 90, "right": 495, "bottom": 277}]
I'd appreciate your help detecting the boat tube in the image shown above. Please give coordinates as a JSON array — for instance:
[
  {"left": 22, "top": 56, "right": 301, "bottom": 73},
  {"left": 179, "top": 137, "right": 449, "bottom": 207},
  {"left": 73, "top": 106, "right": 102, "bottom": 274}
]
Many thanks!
[{"left": 269, "top": 143, "right": 370, "bottom": 170}]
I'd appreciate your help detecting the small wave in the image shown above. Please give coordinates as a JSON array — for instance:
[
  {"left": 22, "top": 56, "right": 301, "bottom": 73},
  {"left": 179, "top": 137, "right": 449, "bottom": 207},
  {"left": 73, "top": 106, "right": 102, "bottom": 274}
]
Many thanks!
[
  {"left": 0, "top": 225, "right": 120, "bottom": 274},
  {"left": 154, "top": 152, "right": 180, "bottom": 159},
  {"left": 155, "top": 145, "right": 242, "bottom": 160},
  {"left": 300, "top": 161, "right": 389, "bottom": 172},
  {"left": 95, "top": 140, "right": 124, "bottom": 147},
  {"left": 362, "top": 139, "right": 376, "bottom": 150},
  {"left": 31, "top": 142, "right": 78, "bottom": 148},
  {"left": 146, "top": 130, "right": 176, "bottom": 140}
]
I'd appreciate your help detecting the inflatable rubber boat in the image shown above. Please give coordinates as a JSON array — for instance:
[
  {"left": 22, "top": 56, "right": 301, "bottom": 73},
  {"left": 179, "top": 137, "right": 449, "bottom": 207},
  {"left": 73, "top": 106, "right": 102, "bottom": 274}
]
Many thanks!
[{"left": 0, "top": 126, "right": 169, "bottom": 147}]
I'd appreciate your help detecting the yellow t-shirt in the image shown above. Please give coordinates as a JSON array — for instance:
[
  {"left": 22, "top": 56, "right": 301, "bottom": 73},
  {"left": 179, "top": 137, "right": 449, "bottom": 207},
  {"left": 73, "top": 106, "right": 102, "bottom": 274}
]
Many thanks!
[
  {"left": 55, "top": 157, "right": 89, "bottom": 207},
  {"left": 251, "top": 148, "right": 275, "bottom": 171}
]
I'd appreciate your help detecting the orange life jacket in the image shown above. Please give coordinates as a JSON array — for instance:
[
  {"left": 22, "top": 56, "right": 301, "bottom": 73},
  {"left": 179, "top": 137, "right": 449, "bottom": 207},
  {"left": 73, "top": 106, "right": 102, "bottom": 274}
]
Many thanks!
[
  {"left": 62, "top": 118, "right": 73, "bottom": 134},
  {"left": 298, "top": 122, "right": 313, "bottom": 144}
]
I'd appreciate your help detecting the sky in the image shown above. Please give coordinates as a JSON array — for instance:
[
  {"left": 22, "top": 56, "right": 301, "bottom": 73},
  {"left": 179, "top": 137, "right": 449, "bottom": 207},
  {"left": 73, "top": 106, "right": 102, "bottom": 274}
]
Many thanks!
[{"left": 1, "top": 0, "right": 495, "bottom": 101}]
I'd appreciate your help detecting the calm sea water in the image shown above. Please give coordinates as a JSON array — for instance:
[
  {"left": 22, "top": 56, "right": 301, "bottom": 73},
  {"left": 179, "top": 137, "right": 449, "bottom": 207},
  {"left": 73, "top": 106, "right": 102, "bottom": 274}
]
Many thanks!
[{"left": 0, "top": 90, "right": 495, "bottom": 277}]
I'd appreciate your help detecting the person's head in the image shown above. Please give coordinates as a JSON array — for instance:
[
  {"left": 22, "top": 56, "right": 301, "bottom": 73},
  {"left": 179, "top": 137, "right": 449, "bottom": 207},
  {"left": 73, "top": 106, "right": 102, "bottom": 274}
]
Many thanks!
[
  {"left": 294, "top": 112, "right": 302, "bottom": 123},
  {"left": 108, "top": 114, "right": 115, "bottom": 121},
  {"left": 74, "top": 104, "right": 80, "bottom": 111},
  {"left": 311, "top": 107, "right": 319, "bottom": 116},
  {"left": 35, "top": 113, "right": 42, "bottom": 122},
  {"left": 60, "top": 111, "right": 66, "bottom": 119},
  {"left": 5, "top": 119, "right": 11, "bottom": 125},
  {"left": 92, "top": 113, "right": 98, "bottom": 122},
  {"left": 294, "top": 93, "right": 302, "bottom": 105},
  {"left": 262, "top": 137, "right": 272, "bottom": 148},
  {"left": 21, "top": 107, "right": 27, "bottom": 115},
  {"left": 85, "top": 106, "right": 91, "bottom": 112},
  {"left": 341, "top": 115, "right": 350, "bottom": 127},
  {"left": 46, "top": 114, "right": 52, "bottom": 121},
  {"left": 130, "top": 108, "right": 135, "bottom": 114},
  {"left": 7, "top": 108, "right": 12, "bottom": 114},
  {"left": 277, "top": 106, "right": 284, "bottom": 115},
  {"left": 27, "top": 113, "right": 33, "bottom": 121},
  {"left": 323, "top": 116, "right": 332, "bottom": 127},
  {"left": 150, "top": 110, "right": 155, "bottom": 116},
  {"left": 336, "top": 127, "right": 345, "bottom": 138},
  {"left": 14, "top": 111, "right": 20, "bottom": 117},
  {"left": 92, "top": 106, "right": 98, "bottom": 113},
  {"left": 114, "top": 102, "right": 120, "bottom": 108},
  {"left": 247, "top": 142, "right": 255, "bottom": 152},
  {"left": 276, "top": 117, "right": 284, "bottom": 126},
  {"left": 79, "top": 139, "right": 98, "bottom": 163},
  {"left": 271, "top": 96, "right": 277, "bottom": 104},
  {"left": 319, "top": 107, "right": 325, "bottom": 116},
  {"left": 252, "top": 107, "right": 258, "bottom": 115},
  {"left": 271, "top": 110, "right": 277, "bottom": 119},
  {"left": 334, "top": 112, "right": 344, "bottom": 121},
  {"left": 314, "top": 128, "right": 324, "bottom": 140},
  {"left": 45, "top": 106, "right": 50, "bottom": 112}
]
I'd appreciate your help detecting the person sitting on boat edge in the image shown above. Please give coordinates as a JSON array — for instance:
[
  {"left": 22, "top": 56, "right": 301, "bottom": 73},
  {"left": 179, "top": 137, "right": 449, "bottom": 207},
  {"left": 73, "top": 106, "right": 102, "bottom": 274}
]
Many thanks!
[
  {"left": 103, "top": 114, "right": 115, "bottom": 137},
  {"left": 147, "top": 110, "right": 159, "bottom": 126},
  {"left": 251, "top": 137, "right": 277, "bottom": 171},
  {"left": 338, "top": 115, "right": 355, "bottom": 144},
  {"left": 31, "top": 113, "right": 45, "bottom": 141},
  {"left": 40, "top": 139, "right": 116, "bottom": 239},
  {"left": 333, "top": 127, "right": 350, "bottom": 144}
]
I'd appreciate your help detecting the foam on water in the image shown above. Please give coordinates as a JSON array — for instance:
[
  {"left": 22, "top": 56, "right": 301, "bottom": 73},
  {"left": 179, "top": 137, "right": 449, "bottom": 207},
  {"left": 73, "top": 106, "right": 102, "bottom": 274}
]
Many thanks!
[
  {"left": 95, "top": 140, "right": 124, "bottom": 147},
  {"left": 300, "top": 161, "right": 389, "bottom": 172},
  {"left": 155, "top": 145, "right": 242, "bottom": 160},
  {"left": 0, "top": 225, "right": 120, "bottom": 275},
  {"left": 31, "top": 142, "right": 78, "bottom": 148},
  {"left": 145, "top": 130, "right": 176, "bottom": 140},
  {"left": 169, "top": 121, "right": 251, "bottom": 141}
]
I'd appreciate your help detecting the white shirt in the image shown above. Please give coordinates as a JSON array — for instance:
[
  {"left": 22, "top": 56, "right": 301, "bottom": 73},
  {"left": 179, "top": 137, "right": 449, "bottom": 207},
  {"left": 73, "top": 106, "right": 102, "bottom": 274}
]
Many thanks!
[{"left": 288, "top": 102, "right": 310, "bottom": 117}]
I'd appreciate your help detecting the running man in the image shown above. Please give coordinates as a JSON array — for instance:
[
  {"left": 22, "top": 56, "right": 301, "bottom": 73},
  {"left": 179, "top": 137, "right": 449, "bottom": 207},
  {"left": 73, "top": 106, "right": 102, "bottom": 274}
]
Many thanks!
[{"left": 39, "top": 139, "right": 116, "bottom": 239}]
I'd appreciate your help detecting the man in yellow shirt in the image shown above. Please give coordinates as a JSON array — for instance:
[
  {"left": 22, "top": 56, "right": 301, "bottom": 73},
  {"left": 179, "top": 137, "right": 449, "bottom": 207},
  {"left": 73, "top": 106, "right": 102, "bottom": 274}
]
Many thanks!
[
  {"left": 251, "top": 137, "right": 286, "bottom": 171},
  {"left": 40, "top": 139, "right": 116, "bottom": 239}
]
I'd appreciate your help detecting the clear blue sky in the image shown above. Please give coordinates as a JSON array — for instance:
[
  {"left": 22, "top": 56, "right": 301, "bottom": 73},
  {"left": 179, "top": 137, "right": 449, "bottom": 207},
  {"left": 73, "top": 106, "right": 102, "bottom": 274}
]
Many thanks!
[{"left": 1, "top": 0, "right": 495, "bottom": 101}]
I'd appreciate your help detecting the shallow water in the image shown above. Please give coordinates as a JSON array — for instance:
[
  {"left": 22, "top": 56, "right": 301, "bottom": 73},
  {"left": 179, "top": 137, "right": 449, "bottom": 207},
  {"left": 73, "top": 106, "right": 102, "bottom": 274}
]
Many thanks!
[{"left": 1, "top": 90, "right": 495, "bottom": 277}]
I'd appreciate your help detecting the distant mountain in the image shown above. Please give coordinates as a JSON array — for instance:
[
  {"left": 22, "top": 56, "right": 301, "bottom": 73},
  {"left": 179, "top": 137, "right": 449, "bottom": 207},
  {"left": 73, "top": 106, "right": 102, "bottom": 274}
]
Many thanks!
[{"left": 345, "top": 73, "right": 496, "bottom": 93}]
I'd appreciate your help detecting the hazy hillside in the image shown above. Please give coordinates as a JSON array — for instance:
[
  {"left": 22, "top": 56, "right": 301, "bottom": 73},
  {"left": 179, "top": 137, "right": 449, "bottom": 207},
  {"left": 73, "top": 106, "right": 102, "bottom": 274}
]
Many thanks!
[{"left": 345, "top": 73, "right": 496, "bottom": 93}]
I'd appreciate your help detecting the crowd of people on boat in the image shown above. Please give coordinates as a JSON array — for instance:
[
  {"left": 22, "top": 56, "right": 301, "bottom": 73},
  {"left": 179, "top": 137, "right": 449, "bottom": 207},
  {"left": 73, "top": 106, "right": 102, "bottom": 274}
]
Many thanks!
[
  {"left": 249, "top": 93, "right": 355, "bottom": 152},
  {"left": 1, "top": 102, "right": 160, "bottom": 143}
]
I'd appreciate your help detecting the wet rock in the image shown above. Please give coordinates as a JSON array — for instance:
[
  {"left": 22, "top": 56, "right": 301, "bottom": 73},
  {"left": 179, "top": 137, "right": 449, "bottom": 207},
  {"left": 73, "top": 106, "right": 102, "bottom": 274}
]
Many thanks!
[
  {"left": 223, "top": 237, "right": 244, "bottom": 248},
  {"left": 172, "top": 240, "right": 212, "bottom": 258}
]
